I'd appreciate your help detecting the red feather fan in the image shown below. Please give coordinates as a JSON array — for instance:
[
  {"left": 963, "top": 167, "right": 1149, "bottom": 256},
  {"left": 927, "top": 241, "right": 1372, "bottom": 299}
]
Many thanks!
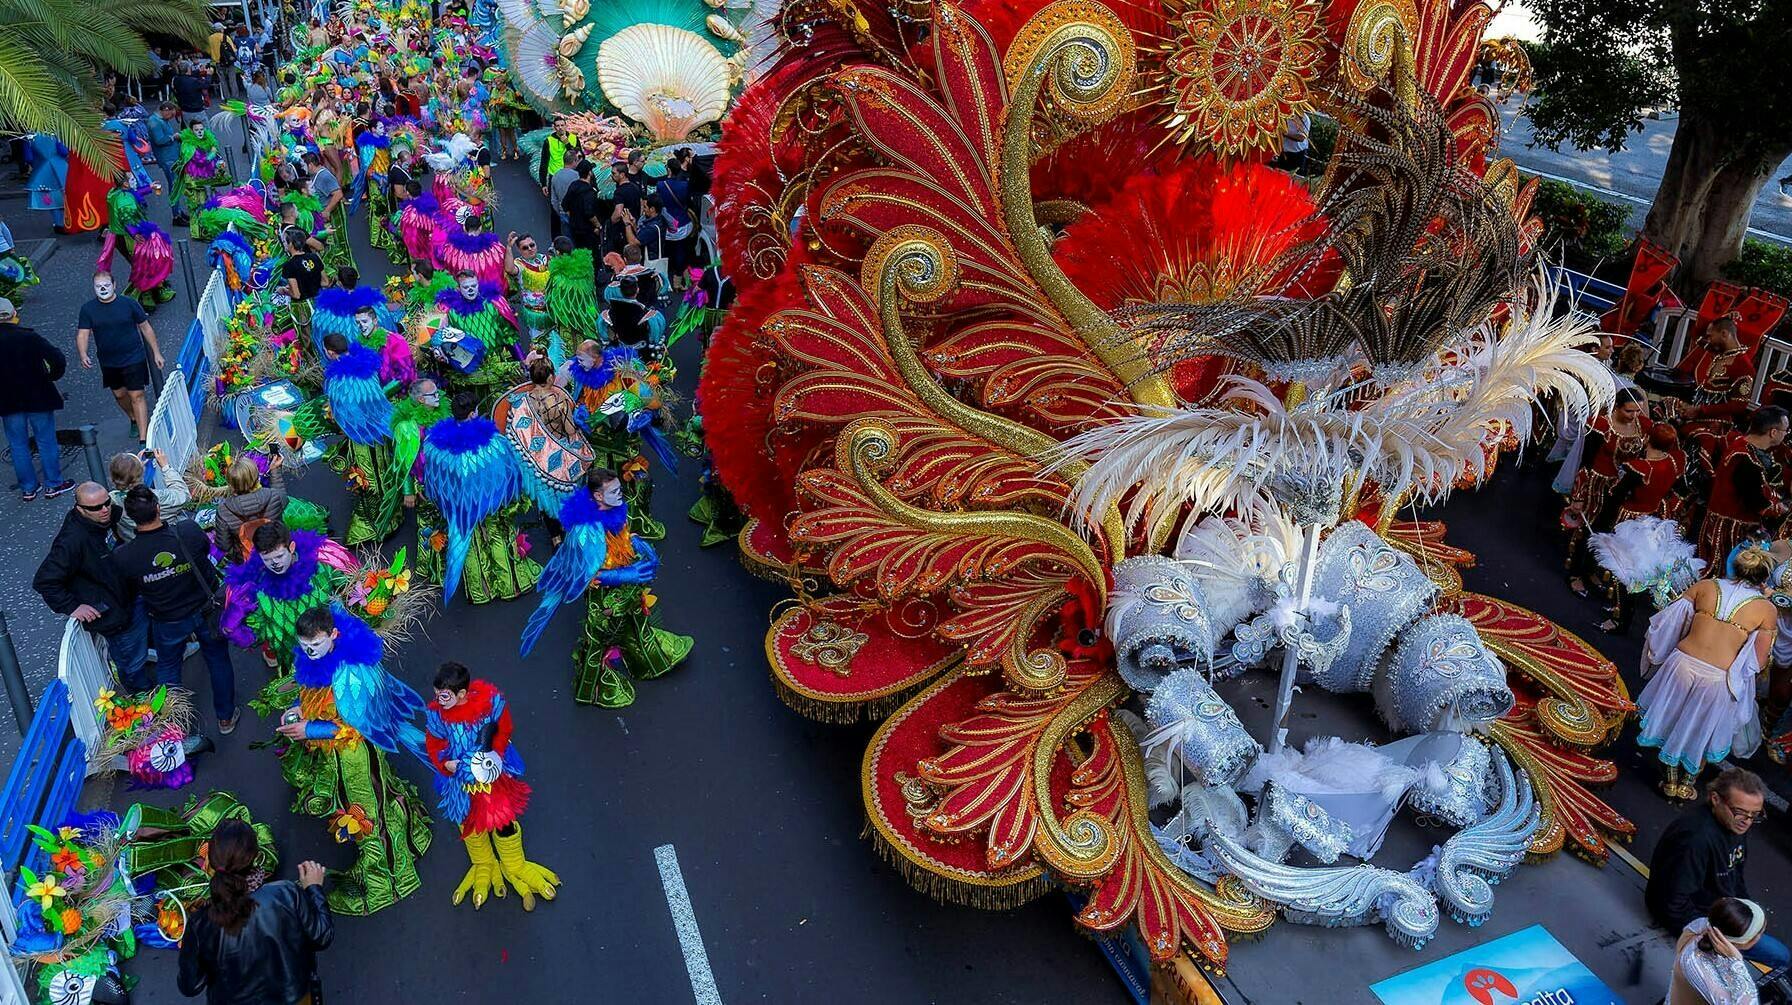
[
  {"left": 698, "top": 246, "right": 816, "bottom": 522},
  {"left": 1053, "top": 157, "right": 1331, "bottom": 402}
]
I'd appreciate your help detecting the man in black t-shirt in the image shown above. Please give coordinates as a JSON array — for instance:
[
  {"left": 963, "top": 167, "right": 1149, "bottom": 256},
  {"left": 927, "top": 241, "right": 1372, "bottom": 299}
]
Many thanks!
[
  {"left": 76, "top": 272, "right": 163, "bottom": 444},
  {"left": 1646, "top": 767, "right": 1788, "bottom": 972},
  {"left": 280, "top": 228, "right": 325, "bottom": 338},
  {"left": 111, "top": 487, "right": 239, "bottom": 732},
  {"left": 562, "top": 161, "right": 602, "bottom": 258}
]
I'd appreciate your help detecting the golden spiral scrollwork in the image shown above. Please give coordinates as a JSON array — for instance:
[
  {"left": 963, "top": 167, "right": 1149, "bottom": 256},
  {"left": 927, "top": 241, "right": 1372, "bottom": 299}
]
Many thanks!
[
  {"left": 997, "top": 2, "right": 1176, "bottom": 413},
  {"left": 861, "top": 225, "right": 960, "bottom": 308},
  {"left": 1002, "top": 0, "right": 1135, "bottom": 123},
  {"left": 1031, "top": 674, "right": 1126, "bottom": 878},
  {"left": 1342, "top": 0, "right": 1418, "bottom": 104},
  {"left": 836, "top": 420, "right": 1110, "bottom": 693}
]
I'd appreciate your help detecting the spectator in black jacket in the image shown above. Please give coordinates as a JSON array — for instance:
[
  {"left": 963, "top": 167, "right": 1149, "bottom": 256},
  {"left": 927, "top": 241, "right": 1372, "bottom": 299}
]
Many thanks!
[
  {"left": 178, "top": 820, "right": 332, "bottom": 1005},
  {"left": 1647, "top": 767, "right": 1788, "bottom": 972},
  {"left": 0, "top": 297, "right": 73, "bottom": 500},
  {"left": 33, "top": 482, "right": 150, "bottom": 689},
  {"left": 111, "top": 487, "right": 238, "bottom": 732}
]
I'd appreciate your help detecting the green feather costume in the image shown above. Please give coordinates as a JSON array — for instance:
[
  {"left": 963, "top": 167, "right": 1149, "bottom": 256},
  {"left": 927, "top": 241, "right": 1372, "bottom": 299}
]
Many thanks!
[{"left": 547, "top": 249, "right": 600, "bottom": 344}]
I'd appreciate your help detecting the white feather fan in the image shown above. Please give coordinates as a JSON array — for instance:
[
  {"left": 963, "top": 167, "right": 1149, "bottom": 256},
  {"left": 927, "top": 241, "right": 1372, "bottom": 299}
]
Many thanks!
[{"left": 1052, "top": 265, "right": 1616, "bottom": 534}]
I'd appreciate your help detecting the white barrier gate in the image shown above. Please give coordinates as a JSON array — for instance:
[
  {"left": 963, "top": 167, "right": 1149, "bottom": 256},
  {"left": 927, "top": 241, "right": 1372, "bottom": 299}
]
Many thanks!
[
  {"left": 196, "top": 267, "right": 233, "bottom": 367},
  {"left": 146, "top": 366, "right": 200, "bottom": 477},
  {"left": 56, "top": 620, "right": 110, "bottom": 765}
]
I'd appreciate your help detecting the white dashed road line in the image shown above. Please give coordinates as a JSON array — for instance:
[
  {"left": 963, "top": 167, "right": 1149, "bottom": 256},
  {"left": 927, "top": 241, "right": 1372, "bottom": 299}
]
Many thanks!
[{"left": 654, "top": 844, "right": 722, "bottom": 1005}]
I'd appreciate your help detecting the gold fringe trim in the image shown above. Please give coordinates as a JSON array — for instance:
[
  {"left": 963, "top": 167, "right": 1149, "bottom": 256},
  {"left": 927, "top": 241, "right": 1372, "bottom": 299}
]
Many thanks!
[
  {"left": 768, "top": 669, "right": 928, "bottom": 724},
  {"left": 861, "top": 817, "right": 1053, "bottom": 910}
]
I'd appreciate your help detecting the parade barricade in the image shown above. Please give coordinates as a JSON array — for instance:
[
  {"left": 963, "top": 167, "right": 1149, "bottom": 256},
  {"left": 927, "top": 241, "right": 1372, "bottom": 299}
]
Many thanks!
[
  {"left": 0, "top": 681, "right": 87, "bottom": 1003},
  {"left": 56, "top": 621, "right": 110, "bottom": 761},
  {"left": 146, "top": 366, "right": 201, "bottom": 481}
]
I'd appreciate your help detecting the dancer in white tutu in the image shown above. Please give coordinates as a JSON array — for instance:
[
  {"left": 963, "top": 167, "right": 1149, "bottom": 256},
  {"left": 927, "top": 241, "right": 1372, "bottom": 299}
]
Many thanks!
[{"left": 1638, "top": 544, "right": 1775, "bottom": 800}]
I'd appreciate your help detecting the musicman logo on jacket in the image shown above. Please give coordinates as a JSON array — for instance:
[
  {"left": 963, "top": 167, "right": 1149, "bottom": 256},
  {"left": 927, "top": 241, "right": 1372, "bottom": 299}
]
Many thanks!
[{"left": 142, "top": 552, "right": 192, "bottom": 582}]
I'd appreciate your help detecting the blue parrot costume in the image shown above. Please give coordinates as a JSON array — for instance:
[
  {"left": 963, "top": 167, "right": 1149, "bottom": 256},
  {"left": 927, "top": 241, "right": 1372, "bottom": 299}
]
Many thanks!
[
  {"left": 520, "top": 487, "right": 691, "bottom": 707},
  {"left": 283, "top": 607, "right": 433, "bottom": 915},
  {"left": 419, "top": 411, "right": 539, "bottom": 604},
  {"left": 313, "top": 285, "right": 401, "bottom": 352},
  {"left": 284, "top": 344, "right": 399, "bottom": 546},
  {"left": 322, "top": 343, "right": 394, "bottom": 446}
]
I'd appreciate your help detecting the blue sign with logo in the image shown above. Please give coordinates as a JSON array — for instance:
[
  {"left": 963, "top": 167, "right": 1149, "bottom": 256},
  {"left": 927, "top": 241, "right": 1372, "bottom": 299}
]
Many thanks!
[{"left": 1370, "top": 925, "right": 1624, "bottom": 1005}]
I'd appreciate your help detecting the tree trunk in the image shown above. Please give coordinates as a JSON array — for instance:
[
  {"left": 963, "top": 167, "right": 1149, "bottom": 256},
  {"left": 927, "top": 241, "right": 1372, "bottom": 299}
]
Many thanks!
[
  {"left": 1681, "top": 146, "right": 1792, "bottom": 288},
  {"left": 1641, "top": 112, "right": 1724, "bottom": 263},
  {"left": 1641, "top": 109, "right": 1792, "bottom": 290}
]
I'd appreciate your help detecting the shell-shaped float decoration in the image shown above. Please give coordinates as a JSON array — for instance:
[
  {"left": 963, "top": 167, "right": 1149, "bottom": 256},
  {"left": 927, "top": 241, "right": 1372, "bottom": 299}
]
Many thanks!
[
  {"left": 560, "top": 0, "right": 589, "bottom": 29},
  {"left": 557, "top": 55, "right": 586, "bottom": 99},
  {"left": 706, "top": 13, "right": 746, "bottom": 43},
  {"left": 597, "top": 24, "right": 732, "bottom": 143},
  {"left": 558, "top": 22, "right": 594, "bottom": 59},
  {"left": 703, "top": 0, "right": 723, "bottom": 7},
  {"left": 509, "top": 22, "right": 566, "bottom": 106}
]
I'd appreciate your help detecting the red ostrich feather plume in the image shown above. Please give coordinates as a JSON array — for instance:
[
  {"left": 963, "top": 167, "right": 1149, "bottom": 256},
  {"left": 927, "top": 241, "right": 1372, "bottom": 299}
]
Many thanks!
[
  {"left": 698, "top": 248, "right": 815, "bottom": 522},
  {"left": 1053, "top": 157, "right": 1330, "bottom": 402}
]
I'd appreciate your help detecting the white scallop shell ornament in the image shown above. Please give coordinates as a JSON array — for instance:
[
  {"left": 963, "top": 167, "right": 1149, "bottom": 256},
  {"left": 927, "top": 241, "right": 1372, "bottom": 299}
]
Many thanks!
[{"left": 597, "top": 24, "right": 732, "bottom": 143}]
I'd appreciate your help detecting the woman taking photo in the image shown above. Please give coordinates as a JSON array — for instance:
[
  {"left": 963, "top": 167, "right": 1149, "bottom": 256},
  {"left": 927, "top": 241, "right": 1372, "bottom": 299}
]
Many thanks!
[{"left": 177, "top": 820, "right": 333, "bottom": 1005}]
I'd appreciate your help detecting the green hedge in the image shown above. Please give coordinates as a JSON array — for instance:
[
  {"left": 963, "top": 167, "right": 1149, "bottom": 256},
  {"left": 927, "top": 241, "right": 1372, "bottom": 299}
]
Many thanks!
[
  {"left": 1722, "top": 239, "right": 1792, "bottom": 299},
  {"left": 1528, "top": 177, "right": 1632, "bottom": 265}
]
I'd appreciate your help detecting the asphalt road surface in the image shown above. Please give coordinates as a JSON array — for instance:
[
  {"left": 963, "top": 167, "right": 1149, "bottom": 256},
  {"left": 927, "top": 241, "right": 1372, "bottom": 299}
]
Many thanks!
[
  {"left": 1494, "top": 99, "right": 1792, "bottom": 244},
  {"left": 0, "top": 148, "right": 1787, "bottom": 1003}
]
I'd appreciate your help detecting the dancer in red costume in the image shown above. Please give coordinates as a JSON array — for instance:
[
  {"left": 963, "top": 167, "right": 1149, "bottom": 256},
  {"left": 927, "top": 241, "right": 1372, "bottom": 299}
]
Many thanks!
[{"left": 1698, "top": 406, "right": 1790, "bottom": 567}]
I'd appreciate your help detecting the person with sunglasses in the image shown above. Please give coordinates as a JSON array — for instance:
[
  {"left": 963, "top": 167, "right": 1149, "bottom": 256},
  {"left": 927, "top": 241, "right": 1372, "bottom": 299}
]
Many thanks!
[
  {"left": 33, "top": 482, "right": 150, "bottom": 689},
  {"left": 1648, "top": 767, "right": 1789, "bottom": 977}
]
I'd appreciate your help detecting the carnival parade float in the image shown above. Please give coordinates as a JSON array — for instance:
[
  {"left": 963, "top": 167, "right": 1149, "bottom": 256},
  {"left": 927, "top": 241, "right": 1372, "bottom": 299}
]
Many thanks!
[{"left": 700, "top": 0, "right": 1640, "bottom": 973}]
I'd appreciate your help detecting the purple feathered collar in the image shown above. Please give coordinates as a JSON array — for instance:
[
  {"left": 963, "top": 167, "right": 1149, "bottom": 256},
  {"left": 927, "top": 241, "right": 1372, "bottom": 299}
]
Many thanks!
[
  {"left": 443, "top": 229, "right": 501, "bottom": 254},
  {"left": 426, "top": 415, "right": 499, "bottom": 454},
  {"left": 225, "top": 530, "right": 328, "bottom": 600},
  {"left": 293, "top": 607, "right": 383, "bottom": 688},
  {"left": 405, "top": 191, "right": 440, "bottom": 215},
  {"left": 435, "top": 284, "right": 500, "bottom": 314}
]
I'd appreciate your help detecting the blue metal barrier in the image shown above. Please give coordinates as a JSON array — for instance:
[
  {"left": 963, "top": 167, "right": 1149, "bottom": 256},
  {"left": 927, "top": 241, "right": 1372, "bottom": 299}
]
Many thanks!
[
  {"left": 1547, "top": 265, "right": 1625, "bottom": 315},
  {"left": 0, "top": 681, "right": 83, "bottom": 879}
]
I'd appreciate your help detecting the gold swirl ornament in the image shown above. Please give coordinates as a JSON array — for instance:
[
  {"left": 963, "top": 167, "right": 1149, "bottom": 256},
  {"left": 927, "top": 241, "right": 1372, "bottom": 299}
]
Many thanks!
[
  {"left": 837, "top": 419, "right": 1106, "bottom": 693},
  {"left": 996, "top": 2, "right": 1177, "bottom": 413},
  {"left": 1030, "top": 673, "right": 1127, "bottom": 878},
  {"left": 859, "top": 226, "right": 1129, "bottom": 555},
  {"left": 1342, "top": 0, "right": 1418, "bottom": 106}
]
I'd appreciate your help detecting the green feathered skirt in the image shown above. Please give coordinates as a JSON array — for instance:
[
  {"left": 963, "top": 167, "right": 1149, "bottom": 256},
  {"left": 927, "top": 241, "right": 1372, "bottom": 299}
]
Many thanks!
[
  {"left": 282, "top": 737, "right": 432, "bottom": 916},
  {"left": 459, "top": 511, "right": 540, "bottom": 604},
  {"left": 570, "top": 584, "right": 692, "bottom": 707},
  {"left": 330, "top": 440, "right": 400, "bottom": 547}
]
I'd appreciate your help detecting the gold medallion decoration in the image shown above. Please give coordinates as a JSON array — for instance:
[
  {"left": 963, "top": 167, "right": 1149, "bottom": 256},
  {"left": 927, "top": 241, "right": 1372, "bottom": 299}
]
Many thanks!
[
  {"left": 790, "top": 619, "right": 871, "bottom": 675},
  {"left": 1159, "top": 0, "right": 1324, "bottom": 158}
]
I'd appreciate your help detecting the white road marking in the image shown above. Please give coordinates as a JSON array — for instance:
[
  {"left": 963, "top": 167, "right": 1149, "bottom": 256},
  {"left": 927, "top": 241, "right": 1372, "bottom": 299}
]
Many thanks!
[{"left": 654, "top": 844, "right": 722, "bottom": 1005}]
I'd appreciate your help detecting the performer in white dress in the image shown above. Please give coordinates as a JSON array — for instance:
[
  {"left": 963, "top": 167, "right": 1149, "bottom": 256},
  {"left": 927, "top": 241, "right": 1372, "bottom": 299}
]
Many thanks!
[
  {"left": 1638, "top": 545, "right": 1775, "bottom": 800},
  {"left": 1669, "top": 898, "right": 1768, "bottom": 1005}
]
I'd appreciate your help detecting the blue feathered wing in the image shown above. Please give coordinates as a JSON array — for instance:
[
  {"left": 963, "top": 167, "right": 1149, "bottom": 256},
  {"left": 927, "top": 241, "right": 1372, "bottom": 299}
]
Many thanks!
[
  {"left": 420, "top": 424, "right": 521, "bottom": 602},
  {"left": 519, "top": 500, "right": 609, "bottom": 658},
  {"left": 329, "top": 613, "right": 427, "bottom": 762}
]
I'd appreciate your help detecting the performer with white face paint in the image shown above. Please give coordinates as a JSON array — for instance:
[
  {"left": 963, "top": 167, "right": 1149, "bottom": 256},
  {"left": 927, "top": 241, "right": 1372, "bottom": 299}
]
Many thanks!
[
  {"left": 220, "top": 520, "right": 359, "bottom": 673},
  {"left": 273, "top": 604, "right": 433, "bottom": 915},
  {"left": 76, "top": 271, "right": 164, "bottom": 444}
]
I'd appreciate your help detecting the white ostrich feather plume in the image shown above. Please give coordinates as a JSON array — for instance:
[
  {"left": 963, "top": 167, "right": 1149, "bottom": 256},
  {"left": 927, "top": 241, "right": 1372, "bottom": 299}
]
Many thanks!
[{"left": 1050, "top": 265, "right": 1615, "bottom": 533}]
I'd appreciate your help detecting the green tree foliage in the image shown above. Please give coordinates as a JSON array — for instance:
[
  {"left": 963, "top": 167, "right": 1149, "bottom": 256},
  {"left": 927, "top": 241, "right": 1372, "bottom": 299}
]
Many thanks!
[
  {"left": 1522, "top": 0, "right": 1792, "bottom": 285},
  {"left": 0, "top": 0, "right": 210, "bottom": 169}
]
